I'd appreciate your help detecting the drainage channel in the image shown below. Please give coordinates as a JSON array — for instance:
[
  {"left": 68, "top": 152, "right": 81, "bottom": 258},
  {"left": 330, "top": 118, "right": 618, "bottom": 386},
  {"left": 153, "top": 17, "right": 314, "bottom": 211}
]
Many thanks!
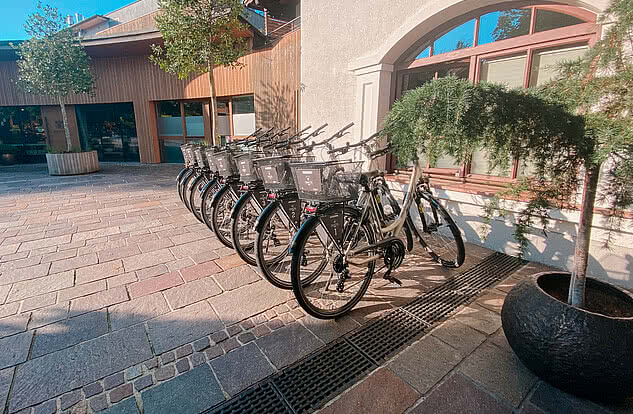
[{"left": 205, "top": 251, "right": 525, "bottom": 414}]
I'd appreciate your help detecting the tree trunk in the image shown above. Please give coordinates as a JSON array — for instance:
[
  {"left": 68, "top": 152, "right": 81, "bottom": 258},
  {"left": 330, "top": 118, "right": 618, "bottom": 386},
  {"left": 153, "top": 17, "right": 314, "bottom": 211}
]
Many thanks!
[
  {"left": 58, "top": 96, "right": 72, "bottom": 152},
  {"left": 208, "top": 63, "right": 219, "bottom": 145},
  {"left": 568, "top": 162, "right": 601, "bottom": 308}
]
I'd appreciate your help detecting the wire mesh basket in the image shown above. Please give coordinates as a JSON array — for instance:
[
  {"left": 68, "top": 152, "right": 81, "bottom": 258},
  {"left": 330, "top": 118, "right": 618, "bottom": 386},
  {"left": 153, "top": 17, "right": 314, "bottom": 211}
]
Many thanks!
[
  {"left": 254, "top": 155, "right": 312, "bottom": 191},
  {"left": 214, "top": 150, "right": 239, "bottom": 177},
  {"left": 235, "top": 151, "right": 265, "bottom": 183},
  {"left": 289, "top": 160, "right": 363, "bottom": 202},
  {"left": 181, "top": 145, "right": 196, "bottom": 168},
  {"left": 204, "top": 147, "right": 219, "bottom": 172},
  {"left": 193, "top": 147, "right": 209, "bottom": 169}
]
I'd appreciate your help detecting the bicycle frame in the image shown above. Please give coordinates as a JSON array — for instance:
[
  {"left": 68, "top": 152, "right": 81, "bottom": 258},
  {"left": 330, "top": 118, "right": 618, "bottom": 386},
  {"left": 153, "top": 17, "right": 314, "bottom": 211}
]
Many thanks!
[{"left": 345, "top": 158, "right": 423, "bottom": 266}]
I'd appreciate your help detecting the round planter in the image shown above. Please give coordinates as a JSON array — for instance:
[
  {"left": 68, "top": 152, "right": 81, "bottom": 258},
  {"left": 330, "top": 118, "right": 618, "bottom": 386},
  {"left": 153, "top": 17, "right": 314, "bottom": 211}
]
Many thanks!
[
  {"left": 46, "top": 151, "right": 99, "bottom": 176},
  {"left": 502, "top": 272, "right": 633, "bottom": 401}
]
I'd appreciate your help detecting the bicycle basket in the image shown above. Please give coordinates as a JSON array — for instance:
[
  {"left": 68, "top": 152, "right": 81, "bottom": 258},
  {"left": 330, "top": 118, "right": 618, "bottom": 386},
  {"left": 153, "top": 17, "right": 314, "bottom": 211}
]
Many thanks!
[
  {"left": 214, "top": 150, "right": 239, "bottom": 177},
  {"left": 254, "top": 155, "right": 313, "bottom": 191},
  {"left": 193, "top": 147, "right": 209, "bottom": 169},
  {"left": 203, "top": 148, "right": 218, "bottom": 172},
  {"left": 235, "top": 151, "right": 265, "bottom": 183},
  {"left": 289, "top": 160, "right": 363, "bottom": 202},
  {"left": 181, "top": 145, "right": 195, "bottom": 167}
]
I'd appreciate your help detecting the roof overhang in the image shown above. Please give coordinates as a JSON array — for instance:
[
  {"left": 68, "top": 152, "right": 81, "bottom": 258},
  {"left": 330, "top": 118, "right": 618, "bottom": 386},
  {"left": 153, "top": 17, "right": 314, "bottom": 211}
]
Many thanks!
[{"left": 71, "top": 15, "right": 110, "bottom": 31}]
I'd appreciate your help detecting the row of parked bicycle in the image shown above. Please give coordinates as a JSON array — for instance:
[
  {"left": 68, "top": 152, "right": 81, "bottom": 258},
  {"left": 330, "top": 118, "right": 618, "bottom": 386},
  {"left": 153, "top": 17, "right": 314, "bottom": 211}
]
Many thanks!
[{"left": 176, "top": 124, "right": 465, "bottom": 319}]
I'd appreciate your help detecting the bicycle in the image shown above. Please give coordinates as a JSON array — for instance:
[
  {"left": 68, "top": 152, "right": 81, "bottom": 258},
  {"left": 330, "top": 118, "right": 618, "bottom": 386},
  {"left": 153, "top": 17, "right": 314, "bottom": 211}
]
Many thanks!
[
  {"left": 229, "top": 124, "right": 327, "bottom": 265},
  {"left": 288, "top": 139, "right": 465, "bottom": 319}
]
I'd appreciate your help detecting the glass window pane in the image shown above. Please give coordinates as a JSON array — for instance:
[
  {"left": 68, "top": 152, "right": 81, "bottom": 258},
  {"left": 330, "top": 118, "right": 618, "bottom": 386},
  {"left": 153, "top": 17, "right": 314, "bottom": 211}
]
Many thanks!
[
  {"left": 433, "top": 19, "right": 476, "bottom": 56},
  {"left": 184, "top": 102, "right": 204, "bottom": 137},
  {"left": 157, "top": 101, "right": 183, "bottom": 137},
  {"left": 403, "top": 70, "right": 435, "bottom": 93},
  {"left": 233, "top": 113, "right": 256, "bottom": 136},
  {"left": 415, "top": 46, "right": 430, "bottom": 59},
  {"left": 160, "top": 139, "right": 185, "bottom": 163},
  {"left": 478, "top": 9, "right": 531, "bottom": 45},
  {"left": 534, "top": 9, "right": 585, "bottom": 33},
  {"left": 529, "top": 45, "right": 588, "bottom": 87},
  {"left": 434, "top": 155, "right": 460, "bottom": 169},
  {"left": 470, "top": 151, "right": 512, "bottom": 176},
  {"left": 232, "top": 95, "right": 255, "bottom": 114},
  {"left": 0, "top": 106, "right": 47, "bottom": 164},
  {"left": 217, "top": 101, "right": 231, "bottom": 136},
  {"left": 480, "top": 54, "right": 527, "bottom": 87}
]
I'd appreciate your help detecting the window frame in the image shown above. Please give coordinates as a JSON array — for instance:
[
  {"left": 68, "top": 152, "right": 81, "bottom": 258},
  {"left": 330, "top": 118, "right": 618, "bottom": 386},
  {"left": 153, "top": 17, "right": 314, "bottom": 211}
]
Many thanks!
[{"left": 390, "top": 4, "right": 600, "bottom": 186}]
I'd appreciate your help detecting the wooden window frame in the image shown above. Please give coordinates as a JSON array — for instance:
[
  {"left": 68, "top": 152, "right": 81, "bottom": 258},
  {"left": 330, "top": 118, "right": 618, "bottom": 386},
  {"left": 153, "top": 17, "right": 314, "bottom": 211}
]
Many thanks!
[{"left": 389, "top": 4, "right": 600, "bottom": 188}]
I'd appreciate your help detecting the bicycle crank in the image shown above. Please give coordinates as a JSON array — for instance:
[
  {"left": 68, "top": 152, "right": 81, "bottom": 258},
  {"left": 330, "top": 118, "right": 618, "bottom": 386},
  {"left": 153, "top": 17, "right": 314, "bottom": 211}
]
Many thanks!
[{"left": 382, "top": 238, "right": 405, "bottom": 285}]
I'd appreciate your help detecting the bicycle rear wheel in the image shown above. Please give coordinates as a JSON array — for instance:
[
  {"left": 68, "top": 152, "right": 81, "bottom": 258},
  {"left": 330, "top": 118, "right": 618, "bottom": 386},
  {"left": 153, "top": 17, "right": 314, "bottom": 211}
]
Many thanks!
[
  {"left": 181, "top": 172, "right": 197, "bottom": 212},
  {"left": 231, "top": 192, "right": 261, "bottom": 266},
  {"left": 201, "top": 181, "right": 221, "bottom": 234},
  {"left": 413, "top": 191, "right": 465, "bottom": 268},
  {"left": 291, "top": 205, "right": 376, "bottom": 319}
]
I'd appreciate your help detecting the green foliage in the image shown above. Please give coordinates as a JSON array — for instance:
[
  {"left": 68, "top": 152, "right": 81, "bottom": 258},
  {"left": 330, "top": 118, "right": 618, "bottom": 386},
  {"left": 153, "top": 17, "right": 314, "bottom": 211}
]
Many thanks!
[
  {"left": 150, "top": 0, "right": 249, "bottom": 79},
  {"left": 13, "top": 2, "right": 94, "bottom": 98}
]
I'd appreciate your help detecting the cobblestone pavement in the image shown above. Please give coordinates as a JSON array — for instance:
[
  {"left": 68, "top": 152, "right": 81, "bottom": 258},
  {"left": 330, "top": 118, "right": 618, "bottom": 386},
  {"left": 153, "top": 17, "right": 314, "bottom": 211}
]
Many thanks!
[
  {"left": 2, "top": 163, "right": 629, "bottom": 414},
  {"left": 0, "top": 163, "right": 491, "bottom": 414}
]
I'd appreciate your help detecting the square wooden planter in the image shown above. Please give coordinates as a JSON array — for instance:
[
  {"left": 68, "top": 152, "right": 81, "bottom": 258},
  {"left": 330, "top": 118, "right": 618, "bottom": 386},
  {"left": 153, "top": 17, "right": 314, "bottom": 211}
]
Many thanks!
[{"left": 46, "top": 151, "right": 100, "bottom": 176}]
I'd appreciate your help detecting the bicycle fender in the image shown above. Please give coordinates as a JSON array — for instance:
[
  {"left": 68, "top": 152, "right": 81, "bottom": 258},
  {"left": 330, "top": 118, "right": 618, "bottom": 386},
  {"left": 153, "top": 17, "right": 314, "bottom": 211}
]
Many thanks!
[
  {"left": 230, "top": 191, "right": 252, "bottom": 221},
  {"left": 200, "top": 177, "right": 218, "bottom": 194},
  {"left": 253, "top": 199, "right": 280, "bottom": 233},
  {"left": 176, "top": 167, "right": 189, "bottom": 183},
  {"left": 179, "top": 169, "right": 194, "bottom": 185},
  {"left": 209, "top": 183, "right": 230, "bottom": 209},
  {"left": 289, "top": 215, "right": 319, "bottom": 253}
]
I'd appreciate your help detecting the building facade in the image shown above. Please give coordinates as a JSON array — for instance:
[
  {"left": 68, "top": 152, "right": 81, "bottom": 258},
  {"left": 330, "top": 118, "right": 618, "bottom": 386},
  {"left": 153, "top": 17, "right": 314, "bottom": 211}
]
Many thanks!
[
  {"left": 300, "top": 0, "right": 633, "bottom": 289},
  {"left": 0, "top": 0, "right": 300, "bottom": 164}
]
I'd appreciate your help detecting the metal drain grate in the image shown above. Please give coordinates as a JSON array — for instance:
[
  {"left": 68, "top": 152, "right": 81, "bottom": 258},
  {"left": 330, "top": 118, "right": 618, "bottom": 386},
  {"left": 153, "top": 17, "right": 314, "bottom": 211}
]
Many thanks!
[
  {"left": 206, "top": 382, "right": 291, "bottom": 414},
  {"left": 272, "top": 339, "right": 376, "bottom": 413},
  {"left": 346, "top": 308, "right": 428, "bottom": 363},
  {"left": 404, "top": 252, "right": 524, "bottom": 324},
  {"left": 204, "top": 252, "right": 524, "bottom": 414}
]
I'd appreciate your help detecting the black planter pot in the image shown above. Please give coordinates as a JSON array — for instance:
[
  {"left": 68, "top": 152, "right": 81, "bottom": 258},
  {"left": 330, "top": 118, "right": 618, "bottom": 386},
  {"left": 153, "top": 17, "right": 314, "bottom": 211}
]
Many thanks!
[{"left": 501, "top": 272, "right": 633, "bottom": 401}]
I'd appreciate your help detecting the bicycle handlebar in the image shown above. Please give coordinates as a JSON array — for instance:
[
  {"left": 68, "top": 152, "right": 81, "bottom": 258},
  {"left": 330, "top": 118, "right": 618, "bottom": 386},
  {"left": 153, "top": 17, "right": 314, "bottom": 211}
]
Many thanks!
[
  {"left": 327, "top": 131, "right": 383, "bottom": 155},
  {"left": 296, "top": 122, "right": 354, "bottom": 152}
]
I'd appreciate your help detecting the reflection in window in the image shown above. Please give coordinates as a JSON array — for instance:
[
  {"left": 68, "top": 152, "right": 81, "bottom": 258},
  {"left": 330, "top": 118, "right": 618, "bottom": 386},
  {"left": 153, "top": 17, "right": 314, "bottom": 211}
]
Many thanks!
[
  {"left": 479, "top": 9, "right": 531, "bottom": 45},
  {"left": 415, "top": 46, "right": 430, "bottom": 59},
  {"left": 217, "top": 101, "right": 231, "bottom": 136},
  {"left": 433, "top": 19, "right": 475, "bottom": 56},
  {"left": 157, "top": 101, "right": 182, "bottom": 136},
  {"left": 160, "top": 139, "right": 185, "bottom": 163},
  {"left": 232, "top": 95, "right": 256, "bottom": 136},
  {"left": 534, "top": 9, "right": 585, "bottom": 33},
  {"left": 529, "top": 45, "right": 588, "bottom": 87},
  {"left": 184, "top": 102, "right": 204, "bottom": 137},
  {"left": 0, "top": 106, "right": 47, "bottom": 164}
]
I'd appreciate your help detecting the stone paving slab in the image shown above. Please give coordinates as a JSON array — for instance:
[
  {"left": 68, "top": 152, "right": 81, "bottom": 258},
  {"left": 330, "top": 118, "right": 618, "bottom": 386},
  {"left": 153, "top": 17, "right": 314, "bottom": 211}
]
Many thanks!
[
  {"left": 10, "top": 324, "right": 152, "bottom": 412},
  {"left": 0, "top": 367, "right": 13, "bottom": 411},
  {"left": 146, "top": 300, "right": 223, "bottom": 354},
  {"left": 0, "top": 331, "right": 33, "bottom": 370},
  {"left": 409, "top": 373, "right": 511, "bottom": 414},
  {"left": 209, "top": 342, "right": 276, "bottom": 396},
  {"left": 108, "top": 293, "right": 170, "bottom": 331},
  {"left": 142, "top": 364, "right": 224, "bottom": 413},
  {"left": 210, "top": 279, "right": 291, "bottom": 322},
  {"left": 31, "top": 310, "right": 109, "bottom": 357},
  {"left": 255, "top": 322, "right": 324, "bottom": 369},
  {"left": 319, "top": 368, "right": 419, "bottom": 414}
]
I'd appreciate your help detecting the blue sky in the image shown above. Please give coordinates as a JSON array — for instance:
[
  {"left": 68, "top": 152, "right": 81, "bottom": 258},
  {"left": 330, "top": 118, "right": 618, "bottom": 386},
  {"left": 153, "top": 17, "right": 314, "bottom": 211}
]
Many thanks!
[{"left": 1, "top": 0, "right": 133, "bottom": 40}]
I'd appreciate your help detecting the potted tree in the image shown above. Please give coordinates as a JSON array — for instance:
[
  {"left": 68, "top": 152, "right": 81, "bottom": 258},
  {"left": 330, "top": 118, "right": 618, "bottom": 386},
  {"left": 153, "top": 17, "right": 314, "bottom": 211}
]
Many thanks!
[
  {"left": 381, "top": 0, "right": 633, "bottom": 401},
  {"left": 14, "top": 2, "right": 98, "bottom": 175},
  {"left": 150, "top": 0, "right": 249, "bottom": 144}
]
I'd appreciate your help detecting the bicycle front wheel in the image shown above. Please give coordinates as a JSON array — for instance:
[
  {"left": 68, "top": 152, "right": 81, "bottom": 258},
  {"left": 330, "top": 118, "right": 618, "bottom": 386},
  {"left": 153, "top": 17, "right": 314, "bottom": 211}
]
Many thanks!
[
  {"left": 188, "top": 174, "right": 209, "bottom": 223},
  {"left": 231, "top": 192, "right": 261, "bottom": 266},
  {"left": 413, "top": 192, "right": 465, "bottom": 268},
  {"left": 211, "top": 187, "right": 239, "bottom": 248},
  {"left": 291, "top": 205, "right": 376, "bottom": 319}
]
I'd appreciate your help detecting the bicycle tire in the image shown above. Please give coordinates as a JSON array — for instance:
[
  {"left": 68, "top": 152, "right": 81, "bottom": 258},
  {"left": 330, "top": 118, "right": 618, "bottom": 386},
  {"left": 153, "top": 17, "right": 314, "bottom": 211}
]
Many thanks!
[
  {"left": 182, "top": 172, "right": 198, "bottom": 213},
  {"left": 291, "top": 205, "right": 376, "bottom": 319},
  {"left": 378, "top": 182, "right": 414, "bottom": 251},
  {"left": 255, "top": 201, "right": 322, "bottom": 290},
  {"left": 200, "top": 180, "right": 221, "bottom": 234},
  {"left": 413, "top": 191, "right": 465, "bottom": 268},
  {"left": 230, "top": 191, "right": 260, "bottom": 266},
  {"left": 188, "top": 174, "right": 209, "bottom": 224},
  {"left": 211, "top": 186, "right": 239, "bottom": 248},
  {"left": 179, "top": 170, "right": 195, "bottom": 207}
]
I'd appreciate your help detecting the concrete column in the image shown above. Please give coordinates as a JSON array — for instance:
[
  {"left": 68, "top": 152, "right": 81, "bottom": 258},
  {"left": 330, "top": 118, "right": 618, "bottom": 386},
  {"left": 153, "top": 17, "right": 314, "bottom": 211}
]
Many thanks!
[{"left": 351, "top": 63, "right": 394, "bottom": 140}]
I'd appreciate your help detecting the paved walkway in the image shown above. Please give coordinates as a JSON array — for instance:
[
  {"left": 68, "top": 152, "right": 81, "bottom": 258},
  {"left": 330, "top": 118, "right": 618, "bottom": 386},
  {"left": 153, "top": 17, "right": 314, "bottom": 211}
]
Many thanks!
[{"left": 0, "top": 163, "right": 630, "bottom": 414}]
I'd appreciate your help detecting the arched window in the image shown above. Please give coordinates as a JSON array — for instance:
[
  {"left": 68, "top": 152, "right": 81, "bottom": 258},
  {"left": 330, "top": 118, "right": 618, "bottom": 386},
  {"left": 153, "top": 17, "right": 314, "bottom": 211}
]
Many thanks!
[{"left": 392, "top": 4, "right": 598, "bottom": 184}]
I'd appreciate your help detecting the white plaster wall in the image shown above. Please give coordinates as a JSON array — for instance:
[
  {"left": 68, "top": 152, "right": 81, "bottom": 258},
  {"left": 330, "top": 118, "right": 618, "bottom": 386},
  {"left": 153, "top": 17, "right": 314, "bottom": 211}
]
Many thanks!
[{"left": 300, "top": 0, "right": 633, "bottom": 288}]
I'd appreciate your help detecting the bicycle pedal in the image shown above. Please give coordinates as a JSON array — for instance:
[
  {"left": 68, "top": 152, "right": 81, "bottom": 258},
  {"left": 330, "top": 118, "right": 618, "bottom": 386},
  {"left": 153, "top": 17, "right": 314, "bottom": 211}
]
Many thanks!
[{"left": 383, "top": 274, "right": 402, "bottom": 285}]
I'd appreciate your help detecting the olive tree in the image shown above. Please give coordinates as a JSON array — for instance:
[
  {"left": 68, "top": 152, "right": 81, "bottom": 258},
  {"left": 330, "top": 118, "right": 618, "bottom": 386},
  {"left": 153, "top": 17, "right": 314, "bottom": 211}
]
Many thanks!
[
  {"left": 151, "top": 0, "right": 249, "bottom": 143},
  {"left": 14, "top": 2, "right": 94, "bottom": 152}
]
